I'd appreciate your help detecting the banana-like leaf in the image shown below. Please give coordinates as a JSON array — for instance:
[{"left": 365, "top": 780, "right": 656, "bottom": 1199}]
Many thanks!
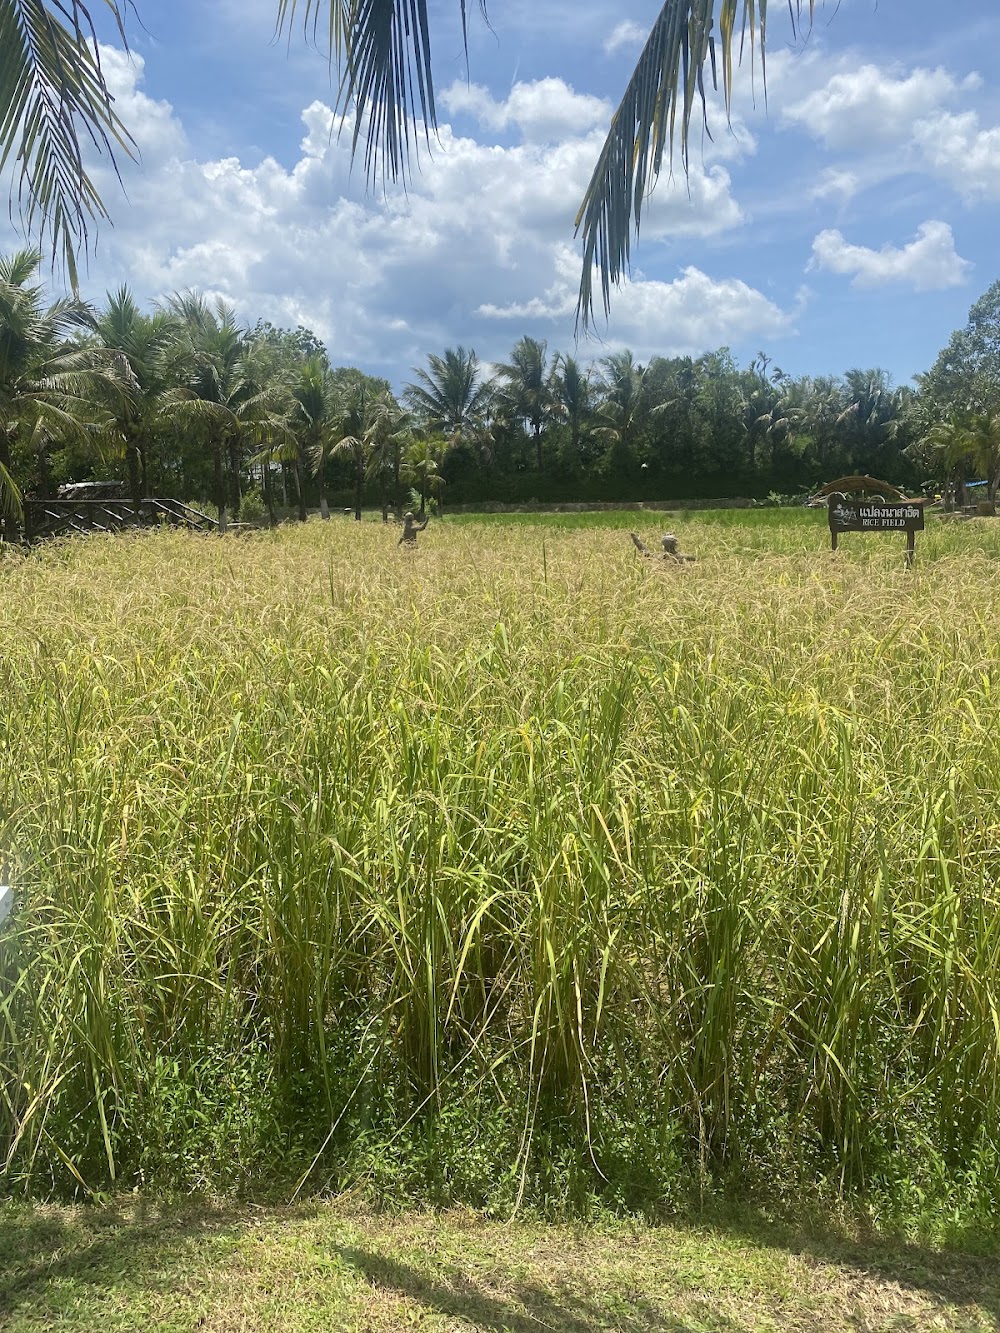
[{"left": 0, "top": 2, "right": 135, "bottom": 290}]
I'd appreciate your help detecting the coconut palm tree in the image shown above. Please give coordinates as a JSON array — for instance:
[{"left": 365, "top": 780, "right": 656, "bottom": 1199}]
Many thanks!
[
  {"left": 168, "top": 293, "right": 284, "bottom": 531},
  {"left": 596, "top": 350, "right": 647, "bottom": 469},
  {"left": 738, "top": 354, "right": 790, "bottom": 472},
  {"left": 784, "top": 375, "right": 847, "bottom": 479},
  {"left": 405, "top": 346, "right": 492, "bottom": 449},
  {"left": 550, "top": 354, "right": 595, "bottom": 468},
  {"left": 915, "top": 415, "right": 973, "bottom": 511},
  {"left": 366, "top": 398, "right": 412, "bottom": 515},
  {"left": 403, "top": 434, "right": 445, "bottom": 517},
  {"left": 0, "top": 249, "right": 126, "bottom": 530},
  {"left": 275, "top": 2, "right": 824, "bottom": 322},
  {"left": 329, "top": 381, "right": 404, "bottom": 521},
  {"left": 957, "top": 414, "right": 1000, "bottom": 510},
  {"left": 2, "top": 3, "right": 135, "bottom": 287},
  {"left": 494, "top": 336, "right": 553, "bottom": 472},
  {"left": 91, "top": 287, "right": 184, "bottom": 504},
  {"left": 291, "top": 355, "right": 339, "bottom": 520}
]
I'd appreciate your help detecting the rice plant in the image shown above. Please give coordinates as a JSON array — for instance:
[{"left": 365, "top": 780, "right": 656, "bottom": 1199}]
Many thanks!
[{"left": 1, "top": 514, "right": 1000, "bottom": 1213}]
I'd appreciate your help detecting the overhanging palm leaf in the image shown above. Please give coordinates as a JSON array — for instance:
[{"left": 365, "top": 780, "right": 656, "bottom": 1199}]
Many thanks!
[
  {"left": 277, "top": 0, "right": 459, "bottom": 183},
  {"left": 276, "top": 2, "right": 820, "bottom": 326},
  {"left": 575, "top": 1, "right": 817, "bottom": 324},
  {"left": 0, "top": 2, "right": 136, "bottom": 289}
]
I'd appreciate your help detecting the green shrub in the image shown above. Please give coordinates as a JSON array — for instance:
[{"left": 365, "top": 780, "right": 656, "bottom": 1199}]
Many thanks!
[{"left": 238, "top": 490, "right": 267, "bottom": 524}]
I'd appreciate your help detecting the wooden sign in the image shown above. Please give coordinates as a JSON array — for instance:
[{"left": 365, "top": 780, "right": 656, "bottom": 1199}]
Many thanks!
[{"left": 827, "top": 495, "right": 924, "bottom": 565}]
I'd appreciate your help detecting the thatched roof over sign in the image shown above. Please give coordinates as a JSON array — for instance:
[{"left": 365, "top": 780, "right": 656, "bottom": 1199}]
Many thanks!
[{"left": 807, "top": 476, "right": 929, "bottom": 507}]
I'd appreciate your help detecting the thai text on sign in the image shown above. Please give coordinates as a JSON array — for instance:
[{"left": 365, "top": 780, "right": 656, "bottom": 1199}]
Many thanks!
[{"left": 827, "top": 501, "right": 925, "bottom": 533}]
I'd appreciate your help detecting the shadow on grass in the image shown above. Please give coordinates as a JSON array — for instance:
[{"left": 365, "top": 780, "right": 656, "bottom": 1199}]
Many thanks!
[
  {"left": 0, "top": 1197, "right": 997, "bottom": 1331},
  {"left": 702, "top": 1204, "right": 1000, "bottom": 1323},
  {"left": 0, "top": 1198, "right": 246, "bottom": 1319},
  {"left": 332, "top": 1243, "right": 720, "bottom": 1333},
  {"left": 330, "top": 1210, "right": 1000, "bottom": 1332}
]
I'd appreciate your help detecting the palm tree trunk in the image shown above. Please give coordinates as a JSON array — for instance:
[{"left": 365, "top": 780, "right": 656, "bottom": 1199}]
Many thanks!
[
  {"left": 125, "top": 438, "right": 142, "bottom": 507},
  {"left": 294, "top": 459, "right": 307, "bottom": 522},
  {"left": 354, "top": 458, "right": 363, "bottom": 521},
  {"left": 535, "top": 423, "right": 543, "bottom": 472},
  {"left": 36, "top": 442, "right": 53, "bottom": 501},
  {"left": 227, "top": 436, "right": 242, "bottom": 516},
  {"left": 212, "top": 438, "right": 228, "bottom": 533},
  {"left": 262, "top": 461, "right": 278, "bottom": 527}
]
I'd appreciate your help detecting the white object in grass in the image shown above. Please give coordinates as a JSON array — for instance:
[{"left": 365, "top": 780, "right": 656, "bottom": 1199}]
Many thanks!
[{"left": 0, "top": 885, "right": 12, "bottom": 927}]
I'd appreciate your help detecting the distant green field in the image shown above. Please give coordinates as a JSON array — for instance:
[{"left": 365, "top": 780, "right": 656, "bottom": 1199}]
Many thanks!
[
  {"left": 444, "top": 504, "right": 825, "bottom": 531},
  {"left": 2, "top": 513, "right": 1000, "bottom": 1221}
]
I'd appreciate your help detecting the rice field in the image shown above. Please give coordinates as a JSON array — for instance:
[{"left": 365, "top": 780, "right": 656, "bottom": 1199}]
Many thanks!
[{"left": 2, "top": 511, "right": 1000, "bottom": 1215}]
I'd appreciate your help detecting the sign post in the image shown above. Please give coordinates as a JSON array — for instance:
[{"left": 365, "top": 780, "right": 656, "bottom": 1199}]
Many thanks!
[{"left": 827, "top": 494, "right": 925, "bottom": 567}]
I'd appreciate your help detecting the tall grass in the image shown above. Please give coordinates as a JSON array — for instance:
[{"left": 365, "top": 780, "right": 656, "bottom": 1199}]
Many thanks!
[{"left": 2, "top": 515, "right": 1000, "bottom": 1211}]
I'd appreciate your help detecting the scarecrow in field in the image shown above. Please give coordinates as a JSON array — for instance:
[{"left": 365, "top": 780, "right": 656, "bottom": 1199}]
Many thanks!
[
  {"left": 629, "top": 531, "right": 696, "bottom": 563},
  {"left": 398, "top": 511, "right": 430, "bottom": 546}
]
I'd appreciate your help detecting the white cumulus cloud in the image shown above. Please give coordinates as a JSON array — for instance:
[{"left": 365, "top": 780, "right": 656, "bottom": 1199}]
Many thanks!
[
  {"left": 809, "top": 221, "right": 971, "bottom": 290},
  {"left": 766, "top": 50, "right": 1000, "bottom": 204},
  {"left": 39, "top": 52, "right": 760, "bottom": 379},
  {"left": 604, "top": 21, "right": 647, "bottom": 55},
  {"left": 912, "top": 110, "right": 1000, "bottom": 200},
  {"left": 480, "top": 247, "right": 794, "bottom": 359},
  {"left": 781, "top": 63, "right": 978, "bottom": 151},
  {"left": 440, "top": 78, "right": 611, "bottom": 143}
]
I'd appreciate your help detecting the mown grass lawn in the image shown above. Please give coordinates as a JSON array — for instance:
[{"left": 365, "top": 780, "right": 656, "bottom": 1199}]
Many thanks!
[{"left": 2, "top": 1199, "right": 998, "bottom": 1332}]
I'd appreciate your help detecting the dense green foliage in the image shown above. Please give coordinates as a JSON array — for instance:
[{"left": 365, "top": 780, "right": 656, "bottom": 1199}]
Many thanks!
[
  {"left": 1, "top": 256, "right": 999, "bottom": 528},
  {"left": 2, "top": 516, "right": 1000, "bottom": 1216},
  {"left": 11, "top": 255, "right": 1000, "bottom": 531}
]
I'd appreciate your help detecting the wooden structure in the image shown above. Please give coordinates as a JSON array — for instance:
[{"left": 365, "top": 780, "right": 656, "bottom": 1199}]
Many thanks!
[
  {"left": 805, "top": 476, "right": 931, "bottom": 567},
  {"left": 5, "top": 497, "right": 219, "bottom": 545},
  {"left": 807, "top": 475, "right": 914, "bottom": 506}
]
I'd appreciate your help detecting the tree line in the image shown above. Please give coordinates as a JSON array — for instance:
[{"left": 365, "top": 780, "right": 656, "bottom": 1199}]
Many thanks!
[{"left": 1, "top": 250, "right": 999, "bottom": 531}]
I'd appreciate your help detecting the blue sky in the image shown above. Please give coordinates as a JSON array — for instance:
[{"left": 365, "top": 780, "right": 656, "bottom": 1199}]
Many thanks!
[{"left": 29, "top": 1, "right": 1000, "bottom": 389}]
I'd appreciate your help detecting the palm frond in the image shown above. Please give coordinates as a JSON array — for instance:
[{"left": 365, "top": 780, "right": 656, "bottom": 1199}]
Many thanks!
[
  {"left": 275, "top": 0, "right": 487, "bottom": 184},
  {"left": 575, "top": 1, "right": 816, "bottom": 326},
  {"left": 330, "top": 432, "right": 362, "bottom": 458},
  {"left": 0, "top": 454, "right": 23, "bottom": 521},
  {"left": 166, "top": 393, "right": 237, "bottom": 432},
  {"left": 0, "top": 2, "right": 136, "bottom": 289}
]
